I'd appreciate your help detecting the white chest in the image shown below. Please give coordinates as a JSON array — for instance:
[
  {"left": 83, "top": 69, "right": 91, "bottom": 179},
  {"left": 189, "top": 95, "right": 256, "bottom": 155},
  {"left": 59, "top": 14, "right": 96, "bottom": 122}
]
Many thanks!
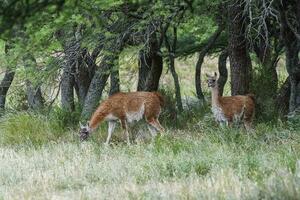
[
  {"left": 126, "top": 104, "right": 145, "bottom": 123},
  {"left": 211, "top": 106, "right": 227, "bottom": 123}
]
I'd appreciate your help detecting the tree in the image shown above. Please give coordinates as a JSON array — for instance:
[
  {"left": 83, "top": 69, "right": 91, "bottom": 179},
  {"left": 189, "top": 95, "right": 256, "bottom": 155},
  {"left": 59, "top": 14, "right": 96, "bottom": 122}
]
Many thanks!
[
  {"left": 228, "top": 0, "right": 252, "bottom": 95},
  {"left": 195, "top": 26, "right": 223, "bottom": 101},
  {"left": 165, "top": 27, "right": 183, "bottom": 112},
  {"left": 23, "top": 54, "right": 44, "bottom": 110},
  {"left": 217, "top": 48, "right": 228, "bottom": 96},
  {"left": 278, "top": 0, "right": 300, "bottom": 113}
]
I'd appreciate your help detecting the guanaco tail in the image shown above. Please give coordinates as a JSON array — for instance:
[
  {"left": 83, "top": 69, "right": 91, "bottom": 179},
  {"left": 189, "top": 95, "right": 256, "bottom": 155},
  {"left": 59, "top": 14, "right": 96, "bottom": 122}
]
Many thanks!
[{"left": 79, "top": 91, "right": 165, "bottom": 144}]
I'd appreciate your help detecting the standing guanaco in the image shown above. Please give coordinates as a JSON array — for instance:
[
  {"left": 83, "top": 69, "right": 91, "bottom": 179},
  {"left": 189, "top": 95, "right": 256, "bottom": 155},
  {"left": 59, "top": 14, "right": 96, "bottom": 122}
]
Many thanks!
[{"left": 206, "top": 72, "right": 255, "bottom": 130}]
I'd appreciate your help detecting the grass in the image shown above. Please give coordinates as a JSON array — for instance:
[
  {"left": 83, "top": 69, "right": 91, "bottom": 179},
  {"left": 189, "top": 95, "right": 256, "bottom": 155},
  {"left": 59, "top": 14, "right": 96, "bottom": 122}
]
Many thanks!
[
  {"left": 0, "top": 111, "right": 299, "bottom": 199},
  {"left": 0, "top": 55, "right": 296, "bottom": 199}
]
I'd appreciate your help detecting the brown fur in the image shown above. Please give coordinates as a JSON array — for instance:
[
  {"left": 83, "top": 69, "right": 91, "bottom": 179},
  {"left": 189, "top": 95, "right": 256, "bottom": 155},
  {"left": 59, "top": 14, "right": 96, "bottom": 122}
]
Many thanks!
[
  {"left": 217, "top": 94, "right": 255, "bottom": 125},
  {"left": 81, "top": 91, "right": 164, "bottom": 144},
  {"left": 207, "top": 73, "right": 255, "bottom": 130}
]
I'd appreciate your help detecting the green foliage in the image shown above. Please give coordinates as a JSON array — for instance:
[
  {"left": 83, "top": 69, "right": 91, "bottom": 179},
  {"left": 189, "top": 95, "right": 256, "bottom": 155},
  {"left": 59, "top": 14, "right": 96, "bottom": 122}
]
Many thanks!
[
  {"left": 48, "top": 106, "right": 81, "bottom": 129},
  {"left": 0, "top": 112, "right": 65, "bottom": 146},
  {"left": 287, "top": 112, "right": 300, "bottom": 130},
  {"left": 159, "top": 86, "right": 211, "bottom": 129}
]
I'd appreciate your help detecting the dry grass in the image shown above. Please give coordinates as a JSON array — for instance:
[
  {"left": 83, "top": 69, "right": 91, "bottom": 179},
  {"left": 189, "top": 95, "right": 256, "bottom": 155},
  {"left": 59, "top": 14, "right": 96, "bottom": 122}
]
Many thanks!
[{"left": 0, "top": 122, "right": 299, "bottom": 199}]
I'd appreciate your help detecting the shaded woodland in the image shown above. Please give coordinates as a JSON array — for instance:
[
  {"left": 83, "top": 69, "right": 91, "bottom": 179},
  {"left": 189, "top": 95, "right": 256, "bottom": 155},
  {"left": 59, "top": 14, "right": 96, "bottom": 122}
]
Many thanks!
[{"left": 0, "top": 0, "right": 300, "bottom": 122}]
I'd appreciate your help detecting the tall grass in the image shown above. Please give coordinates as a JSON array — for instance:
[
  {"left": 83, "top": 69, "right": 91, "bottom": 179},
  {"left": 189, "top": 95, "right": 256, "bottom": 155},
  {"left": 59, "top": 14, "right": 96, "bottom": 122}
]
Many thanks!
[
  {"left": 0, "top": 109, "right": 80, "bottom": 146},
  {"left": 0, "top": 79, "right": 299, "bottom": 198},
  {"left": 0, "top": 107, "right": 299, "bottom": 199}
]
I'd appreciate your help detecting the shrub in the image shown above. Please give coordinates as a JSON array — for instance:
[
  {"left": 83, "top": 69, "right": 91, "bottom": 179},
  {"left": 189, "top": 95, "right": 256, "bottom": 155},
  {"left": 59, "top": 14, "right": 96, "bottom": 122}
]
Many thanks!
[{"left": 0, "top": 112, "right": 69, "bottom": 146}]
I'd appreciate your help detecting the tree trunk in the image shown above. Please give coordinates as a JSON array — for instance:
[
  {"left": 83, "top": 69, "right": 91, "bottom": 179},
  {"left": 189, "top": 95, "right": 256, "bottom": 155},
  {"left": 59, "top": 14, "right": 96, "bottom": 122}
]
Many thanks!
[
  {"left": 74, "top": 48, "right": 93, "bottom": 106},
  {"left": 217, "top": 49, "right": 228, "bottom": 96},
  {"left": 81, "top": 53, "right": 119, "bottom": 120},
  {"left": 144, "top": 52, "right": 163, "bottom": 91},
  {"left": 57, "top": 29, "right": 79, "bottom": 112},
  {"left": 195, "top": 27, "right": 223, "bottom": 101},
  {"left": 276, "top": 77, "right": 290, "bottom": 116},
  {"left": 61, "top": 40, "right": 76, "bottom": 112},
  {"left": 61, "top": 64, "right": 75, "bottom": 112},
  {"left": 80, "top": 31, "right": 127, "bottom": 120},
  {"left": 26, "top": 84, "right": 44, "bottom": 110},
  {"left": 165, "top": 28, "right": 183, "bottom": 112},
  {"left": 253, "top": 36, "right": 281, "bottom": 100},
  {"left": 0, "top": 44, "right": 15, "bottom": 112},
  {"left": 276, "top": 73, "right": 300, "bottom": 116},
  {"left": 279, "top": 3, "right": 300, "bottom": 113},
  {"left": 137, "top": 50, "right": 151, "bottom": 91},
  {"left": 109, "top": 65, "right": 120, "bottom": 95},
  {"left": 0, "top": 70, "right": 15, "bottom": 110},
  {"left": 144, "top": 37, "right": 163, "bottom": 92},
  {"left": 228, "top": 0, "right": 252, "bottom": 95},
  {"left": 23, "top": 54, "right": 44, "bottom": 110}
]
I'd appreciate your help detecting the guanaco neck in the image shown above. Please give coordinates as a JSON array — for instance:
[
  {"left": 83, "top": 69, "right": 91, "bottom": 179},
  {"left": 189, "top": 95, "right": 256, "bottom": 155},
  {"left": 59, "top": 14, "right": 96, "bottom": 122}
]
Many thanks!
[
  {"left": 211, "top": 85, "right": 220, "bottom": 107},
  {"left": 88, "top": 110, "right": 108, "bottom": 131}
]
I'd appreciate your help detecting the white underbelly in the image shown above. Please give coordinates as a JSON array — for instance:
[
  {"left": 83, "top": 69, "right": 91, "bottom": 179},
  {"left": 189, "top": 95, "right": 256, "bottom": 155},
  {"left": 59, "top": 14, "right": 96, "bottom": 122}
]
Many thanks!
[
  {"left": 126, "top": 104, "right": 145, "bottom": 123},
  {"left": 105, "top": 113, "right": 118, "bottom": 121}
]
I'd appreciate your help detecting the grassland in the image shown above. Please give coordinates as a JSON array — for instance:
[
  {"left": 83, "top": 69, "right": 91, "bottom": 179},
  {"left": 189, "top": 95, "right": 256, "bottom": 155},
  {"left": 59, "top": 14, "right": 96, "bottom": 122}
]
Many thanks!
[
  {"left": 0, "top": 55, "right": 297, "bottom": 199},
  {"left": 0, "top": 111, "right": 299, "bottom": 199}
]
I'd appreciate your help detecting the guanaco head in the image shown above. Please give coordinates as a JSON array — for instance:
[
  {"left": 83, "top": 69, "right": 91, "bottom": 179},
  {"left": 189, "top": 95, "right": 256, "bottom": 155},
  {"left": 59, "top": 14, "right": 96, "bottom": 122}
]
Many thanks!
[
  {"left": 79, "top": 122, "right": 91, "bottom": 141},
  {"left": 206, "top": 72, "right": 218, "bottom": 88}
]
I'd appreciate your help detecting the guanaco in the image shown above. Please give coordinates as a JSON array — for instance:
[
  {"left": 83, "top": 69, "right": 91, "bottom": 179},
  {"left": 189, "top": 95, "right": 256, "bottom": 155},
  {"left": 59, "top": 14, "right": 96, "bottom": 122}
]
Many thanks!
[
  {"left": 79, "top": 91, "right": 165, "bottom": 144},
  {"left": 206, "top": 72, "right": 255, "bottom": 130}
]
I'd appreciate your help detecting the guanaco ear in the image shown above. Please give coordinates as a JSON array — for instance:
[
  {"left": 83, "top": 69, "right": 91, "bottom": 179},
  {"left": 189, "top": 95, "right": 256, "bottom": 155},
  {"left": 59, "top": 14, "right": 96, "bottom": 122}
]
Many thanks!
[
  {"left": 79, "top": 122, "right": 83, "bottom": 128},
  {"left": 214, "top": 72, "right": 217, "bottom": 78},
  {"left": 206, "top": 73, "right": 211, "bottom": 78},
  {"left": 87, "top": 121, "right": 90, "bottom": 127}
]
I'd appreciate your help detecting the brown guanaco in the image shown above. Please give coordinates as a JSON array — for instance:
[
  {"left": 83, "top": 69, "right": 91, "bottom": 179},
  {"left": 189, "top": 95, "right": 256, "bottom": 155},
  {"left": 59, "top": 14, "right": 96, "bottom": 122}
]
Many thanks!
[
  {"left": 206, "top": 72, "right": 255, "bottom": 130},
  {"left": 79, "top": 91, "right": 165, "bottom": 144}
]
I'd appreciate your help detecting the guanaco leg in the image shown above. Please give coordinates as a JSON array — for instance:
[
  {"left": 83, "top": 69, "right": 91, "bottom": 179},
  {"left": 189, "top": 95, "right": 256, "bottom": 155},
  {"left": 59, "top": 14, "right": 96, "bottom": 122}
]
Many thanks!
[
  {"left": 121, "top": 119, "right": 130, "bottom": 145},
  {"left": 105, "top": 121, "right": 117, "bottom": 145}
]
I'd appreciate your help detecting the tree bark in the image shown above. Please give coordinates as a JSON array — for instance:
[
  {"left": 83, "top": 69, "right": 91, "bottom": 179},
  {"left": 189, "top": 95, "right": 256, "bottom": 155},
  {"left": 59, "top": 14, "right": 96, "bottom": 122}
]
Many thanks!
[
  {"left": 80, "top": 29, "right": 128, "bottom": 120},
  {"left": 109, "top": 65, "right": 120, "bottom": 95},
  {"left": 74, "top": 48, "right": 93, "bottom": 106},
  {"left": 165, "top": 28, "right": 183, "bottom": 112},
  {"left": 137, "top": 50, "right": 151, "bottom": 91},
  {"left": 195, "top": 27, "right": 223, "bottom": 101},
  {"left": 23, "top": 54, "right": 44, "bottom": 110},
  {"left": 276, "top": 77, "right": 290, "bottom": 116},
  {"left": 61, "top": 44, "right": 76, "bottom": 112},
  {"left": 0, "top": 44, "right": 15, "bottom": 112},
  {"left": 276, "top": 73, "right": 300, "bottom": 116},
  {"left": 81, "top": 53, "right": 119, "bottom": 120},
  {"left": 61, "top": 65, "right": 75, "bottom": 112},
  {"left": 56, "top": 28, "right": 80, "bottom": 112},
  {"left": 217, "top": 49, "right": 228, "bottom": 96},
  {"left": 144, "top": 38, "right": 163, "bottom": 92},
  {"left": 253, "top": 33, "right": 281, "bottom": 100},
  {"left": 0, "top": 70, "right": 15, "bottom": 110},
  {"left": 228, "top": 0, "right": 252, "bottom": 95},
  {"left": 279, "top": 2, "right": 300, "bottom": 113}
]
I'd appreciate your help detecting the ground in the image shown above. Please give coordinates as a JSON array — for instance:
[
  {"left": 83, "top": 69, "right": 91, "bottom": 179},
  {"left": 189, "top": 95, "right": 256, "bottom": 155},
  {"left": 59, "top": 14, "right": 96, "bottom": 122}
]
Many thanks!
[{"left": 0, "top": 115, "right": 299, "bottom": 199}]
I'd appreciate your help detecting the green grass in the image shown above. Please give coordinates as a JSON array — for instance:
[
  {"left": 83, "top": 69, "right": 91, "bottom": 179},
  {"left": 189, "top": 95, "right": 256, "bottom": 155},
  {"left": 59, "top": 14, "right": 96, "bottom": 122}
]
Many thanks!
[{"left": 0, "top": 112, "right": 299, "bottom": 199}]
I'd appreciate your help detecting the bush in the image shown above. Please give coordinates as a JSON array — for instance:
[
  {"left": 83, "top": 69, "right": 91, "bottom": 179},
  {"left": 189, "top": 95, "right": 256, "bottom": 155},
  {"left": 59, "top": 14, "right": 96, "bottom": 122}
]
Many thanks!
[
  {"left": 159, "top": 87, "right": 211, "bottom": 129},
  {"left": 287, "top": 109, "right": 300, "bottom": 130},
  {"left": 0, "top": 112, "right": 70, "bottom": 146}
]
